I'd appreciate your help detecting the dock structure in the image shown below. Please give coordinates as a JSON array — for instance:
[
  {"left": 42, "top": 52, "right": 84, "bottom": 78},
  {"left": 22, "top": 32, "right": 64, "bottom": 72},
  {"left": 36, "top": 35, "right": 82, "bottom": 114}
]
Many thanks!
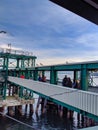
[
  {"left": 0, "top": 47, "right": 98, "bottom": 122},
  {"left": 0, "top": 47, "right": 36, "bottom": 105},
  {"left": 8, "top": 76, "right": 98, "bottom": 121},
  {"left": 0, "top": 1, "right": 97, "bottom": 129}
]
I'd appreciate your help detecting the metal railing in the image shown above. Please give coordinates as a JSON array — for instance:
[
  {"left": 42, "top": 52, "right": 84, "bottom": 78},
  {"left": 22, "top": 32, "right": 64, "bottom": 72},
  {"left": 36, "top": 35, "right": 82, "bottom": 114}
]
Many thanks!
[
  {"left": 0, "top": 47, "right": 33, "bottom": 56},
  {"left": 8, "top": 76, "right": 98, "bottom": 117}
]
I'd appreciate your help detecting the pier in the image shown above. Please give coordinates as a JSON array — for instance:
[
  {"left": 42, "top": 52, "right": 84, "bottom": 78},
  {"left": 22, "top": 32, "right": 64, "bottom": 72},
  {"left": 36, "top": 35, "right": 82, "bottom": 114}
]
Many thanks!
[
  {"left": 0, "top": 48, "right": 98, "bottom": 124},
  {"left": 0, "top": 0, "right": 98, "bottom": 129},
  {"left": 8, "top": 76, "right": 98, "bottom": 122}
]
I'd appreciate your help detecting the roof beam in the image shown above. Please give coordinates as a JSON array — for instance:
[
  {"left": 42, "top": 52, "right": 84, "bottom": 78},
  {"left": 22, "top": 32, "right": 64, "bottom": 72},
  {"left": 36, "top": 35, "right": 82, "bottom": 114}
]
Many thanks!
[{"left": 50, "top": 0, "right": 98, "bottom": 25}]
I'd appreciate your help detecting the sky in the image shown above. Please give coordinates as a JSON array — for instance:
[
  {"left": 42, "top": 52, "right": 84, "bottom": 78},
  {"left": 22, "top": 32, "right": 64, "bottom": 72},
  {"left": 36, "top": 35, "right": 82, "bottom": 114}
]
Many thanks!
[{"left": 0, "top": 0, "right": 98, "bottom": 65}]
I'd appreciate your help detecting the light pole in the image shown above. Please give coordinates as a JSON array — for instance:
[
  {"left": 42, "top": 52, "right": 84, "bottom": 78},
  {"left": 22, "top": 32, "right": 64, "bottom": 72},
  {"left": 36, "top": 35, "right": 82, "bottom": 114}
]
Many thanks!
[
  {"left": 8, "top": 43, "right": 11, "bottom": 49},
  {"left": 8, "top": 43, "right": 11, "bottom": 53}
]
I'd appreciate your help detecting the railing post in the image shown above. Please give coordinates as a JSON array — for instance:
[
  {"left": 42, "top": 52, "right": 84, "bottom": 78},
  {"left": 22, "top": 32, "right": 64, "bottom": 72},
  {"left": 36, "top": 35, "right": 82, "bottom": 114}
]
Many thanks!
[
  {"left": 4, "top": 57, "right": 9, "bottom": 99},
  {"left": 81, "top": 64, "right": 88, "bottom": 91},
  {"left": 42, "top": 71, "right": 45, "bottom": 77},
  {"left": 73, "top": 70, "right": 78, "bottom": 80},
  {"left": 25, "top": 69, "right": 28, "bottom": 79},
  {"left": 14, "top": 69, "right": 16, "bottom": 77},
  {"left": 21, "top": 59, "right": 25, "bottom": 68},
  {"left": 32, "top": 58, "right": 36, "bottom": 67},
  {"left": 34, "top": 68, "right": 38, "bottom": 81},
  {"left": 3, "top": 57, "right": 6, "bottom": 69},
  {"left": 28, "top": 70, "right": 31, "bottom": 79},
  {"left": 19, "top": 86, "right": 23, "bottom": 98},
  {"left": 16, "top": 59, "right": 20, "bottom": 68},
  {"left": 50, "top": 66, "right": 57, "bottom": 84}
]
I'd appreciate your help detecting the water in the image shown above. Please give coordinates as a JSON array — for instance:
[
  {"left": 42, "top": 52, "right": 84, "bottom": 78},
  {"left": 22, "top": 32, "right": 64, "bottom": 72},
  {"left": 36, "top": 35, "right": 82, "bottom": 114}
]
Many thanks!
[
  {"left": 0, "top": 114, "right": 74, "bottom": 130},
  {"left": 0, "top": 72, "right": 98, "bottom": 130},
  {"left": 0, "top": 100, "right": 75, "bottom": 130},
  {"left": 45, "top": 71, "right": 74, "bottom": 82},
  {"left": 0, "top": 95, "right": 97, "bottom": 130}
]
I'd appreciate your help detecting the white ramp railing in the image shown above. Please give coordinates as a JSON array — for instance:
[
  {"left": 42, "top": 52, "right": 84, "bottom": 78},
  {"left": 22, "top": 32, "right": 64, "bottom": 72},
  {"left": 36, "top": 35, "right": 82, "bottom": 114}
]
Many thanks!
[{"left": 8, "top": 76, "right": 98, "bottom": 116}]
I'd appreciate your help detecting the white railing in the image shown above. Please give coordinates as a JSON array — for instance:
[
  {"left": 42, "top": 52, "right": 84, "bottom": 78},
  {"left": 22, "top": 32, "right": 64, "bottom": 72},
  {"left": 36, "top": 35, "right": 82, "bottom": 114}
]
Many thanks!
[
  {"left": 8, "top": 76, "right": 98, "bottom": 116},
  {"left": 0, "top": 47, "right": 33, "bottom": 56}
]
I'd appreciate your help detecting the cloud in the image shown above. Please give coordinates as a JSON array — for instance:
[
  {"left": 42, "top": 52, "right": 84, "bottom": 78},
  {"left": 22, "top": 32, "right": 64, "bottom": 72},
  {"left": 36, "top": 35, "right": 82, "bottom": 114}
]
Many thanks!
[
  {"left": 0, "top": 0, "right": 93, "bottom": 37},
  {"left": 35, "top": 49, "right": 98, "bottom": 65},
  {"left": 76, "top": 33, "right": 98, "bottom": 48},
  {"left": 0, "top": 0, "right": 98, "bottom": 66}
]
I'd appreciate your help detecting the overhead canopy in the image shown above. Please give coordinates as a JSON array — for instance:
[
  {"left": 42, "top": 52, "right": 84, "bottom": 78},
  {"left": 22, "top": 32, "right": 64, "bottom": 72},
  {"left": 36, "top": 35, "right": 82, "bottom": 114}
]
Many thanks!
[{"left": 50, "top": 0, "right": 98, "bottom": 25}]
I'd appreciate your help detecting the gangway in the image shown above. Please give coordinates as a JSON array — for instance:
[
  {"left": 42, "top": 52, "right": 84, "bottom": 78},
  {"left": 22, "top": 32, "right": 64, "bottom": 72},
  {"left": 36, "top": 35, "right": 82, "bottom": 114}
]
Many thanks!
[{"left": 8, "top": 76, "right": 98, "bottom": 121}]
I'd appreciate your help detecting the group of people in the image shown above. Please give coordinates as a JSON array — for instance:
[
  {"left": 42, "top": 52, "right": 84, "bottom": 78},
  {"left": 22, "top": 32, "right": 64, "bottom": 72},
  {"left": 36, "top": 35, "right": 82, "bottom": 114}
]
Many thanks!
[
  {"left": 38, "top": 74, "right": 46, "bottom": 82},
  {"left": 60, "top": 75, "right": 80, "bottom": 118},
  {"left": 62, "top": 75, "right": 72, "bottom": 87},
  {"left": 36, "top": 74, "right": 80, "bottom": 115},
  {"left": 62, "top": 75, "right": 80, "bottom": 89}
]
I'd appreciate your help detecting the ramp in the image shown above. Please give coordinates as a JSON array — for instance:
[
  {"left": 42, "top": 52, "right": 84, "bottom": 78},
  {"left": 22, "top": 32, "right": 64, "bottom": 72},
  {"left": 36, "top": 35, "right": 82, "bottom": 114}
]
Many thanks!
[{"left": 8, "top": 76, "right": 98, "bottom": 121}]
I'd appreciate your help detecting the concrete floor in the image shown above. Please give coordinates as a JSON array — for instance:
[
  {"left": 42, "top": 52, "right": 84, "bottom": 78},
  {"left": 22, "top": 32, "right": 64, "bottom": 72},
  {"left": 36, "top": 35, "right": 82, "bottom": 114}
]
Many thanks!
[{"left": 81, "top": 126, "right": 98, "bottom": 130}]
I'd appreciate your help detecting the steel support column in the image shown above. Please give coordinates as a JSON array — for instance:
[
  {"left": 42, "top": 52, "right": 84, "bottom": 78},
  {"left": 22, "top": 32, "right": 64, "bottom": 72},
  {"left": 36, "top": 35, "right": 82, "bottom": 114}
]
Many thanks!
[
  {"left": 21, "top": 59, "right": 25, "bottom": 68},
  {"left": 81, "top": 65, "right": 88, "bottom": 91},
  {"left": 19, "top": 86, "right": 23, "bottom": 98},
  {"left": 34, "top": 69, "right": 38, "bottom": 81},
  {"left": 4, "top": 57, "right": 9, "bottom": 99},
  {"left": 16, "top": 59, "right": 20, "bottom": 68},
  {"left": 73, "top": 70, "right": 78, "bottom": 81},
  {"left": 50, "top": 67, "right": 57, "bottom": 84}
]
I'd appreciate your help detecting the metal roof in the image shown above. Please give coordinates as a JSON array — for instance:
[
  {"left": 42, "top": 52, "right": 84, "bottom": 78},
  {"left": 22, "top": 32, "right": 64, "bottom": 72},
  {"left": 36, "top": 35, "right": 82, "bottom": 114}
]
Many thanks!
[{"left": 50, "top": 0, "right": 98, "bottom": 25}]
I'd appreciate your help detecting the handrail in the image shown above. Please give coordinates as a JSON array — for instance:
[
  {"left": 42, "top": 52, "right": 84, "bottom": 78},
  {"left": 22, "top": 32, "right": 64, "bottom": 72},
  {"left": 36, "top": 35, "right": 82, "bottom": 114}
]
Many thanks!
[{"left": 0, "top": 47, "right": 33, "bottom": 56}]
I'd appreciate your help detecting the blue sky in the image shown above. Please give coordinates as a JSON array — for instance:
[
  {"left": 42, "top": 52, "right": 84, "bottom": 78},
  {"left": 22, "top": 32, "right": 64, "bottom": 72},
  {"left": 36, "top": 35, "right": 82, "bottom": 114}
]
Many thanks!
[{"left": 0, "top": 0, "right": 98, "bottom": 65}]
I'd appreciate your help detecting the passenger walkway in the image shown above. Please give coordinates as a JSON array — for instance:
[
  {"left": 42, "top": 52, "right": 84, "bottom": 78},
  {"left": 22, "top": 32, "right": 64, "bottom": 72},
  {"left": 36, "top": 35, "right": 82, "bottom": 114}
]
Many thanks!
[{"left": 8, "top": 76, "right": 98, "bottom": 121}]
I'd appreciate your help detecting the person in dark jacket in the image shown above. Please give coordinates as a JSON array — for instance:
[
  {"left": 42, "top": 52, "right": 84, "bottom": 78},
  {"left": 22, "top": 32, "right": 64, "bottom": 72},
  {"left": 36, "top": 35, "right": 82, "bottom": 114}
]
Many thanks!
[
  {"left": 62, "top": 75, "right": 67, "bottom": 86},
  {"left": 66, "top": 77, "right": 72, "bottom": 88}
]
